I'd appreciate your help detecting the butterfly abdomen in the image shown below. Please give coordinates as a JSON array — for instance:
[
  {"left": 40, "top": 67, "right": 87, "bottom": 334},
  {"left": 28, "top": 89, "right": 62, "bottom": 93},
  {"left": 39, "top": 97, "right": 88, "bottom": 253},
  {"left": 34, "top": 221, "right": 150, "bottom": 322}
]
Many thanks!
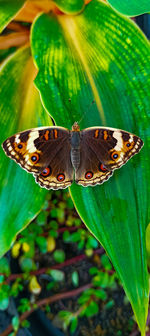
[{"left": 71, "top": 131, "right": 80, "bottom": 170}]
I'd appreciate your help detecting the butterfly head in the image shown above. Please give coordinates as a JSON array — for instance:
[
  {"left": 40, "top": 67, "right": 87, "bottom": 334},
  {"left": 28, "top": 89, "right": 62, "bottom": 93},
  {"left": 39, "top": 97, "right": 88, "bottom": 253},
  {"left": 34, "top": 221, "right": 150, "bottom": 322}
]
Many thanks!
[{"left": 72, "top": 122, "right": 80, "bottom": 132}]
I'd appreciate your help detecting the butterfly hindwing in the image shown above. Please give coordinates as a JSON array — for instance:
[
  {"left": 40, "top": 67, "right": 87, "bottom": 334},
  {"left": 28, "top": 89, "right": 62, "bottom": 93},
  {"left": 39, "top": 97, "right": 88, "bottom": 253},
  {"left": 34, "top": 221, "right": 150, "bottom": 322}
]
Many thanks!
[
  {"left": 75, "top": 141, "right": 113, "bottom": 186},
  {"left": 2, "top": 127, "right": 74, "bottom": 190}
]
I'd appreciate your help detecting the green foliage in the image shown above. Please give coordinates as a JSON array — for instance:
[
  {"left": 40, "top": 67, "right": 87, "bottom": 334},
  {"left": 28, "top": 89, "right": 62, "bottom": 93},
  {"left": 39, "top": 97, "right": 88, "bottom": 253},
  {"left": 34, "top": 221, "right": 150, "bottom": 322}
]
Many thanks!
[
  {"left": 35, "top": 236, "right": 47, "bottom": 254},
  {"left": 12, "top": 315, "right": 20, "bottom": 331},
  {"left": 21, "top": 319, "right": 30, "bottom": 329},
  {"left": 90, "top": 267, "right": 117, "bottom": 288},
  {"left": 0, "top": 0, "right": 150, "bottom": 334},
  {"left": 0, "top": 189, "right": 133, "bottom": 334},
  {"left": 50, "top": 269, "right": 65, "bottom": 281},
  {"left": 0, "top": 47, "right": 51, "bottom": 257},
  {"left": 71, "top": 271, "right": 79, "bottom": 287},
  {"left": 19, "top": 257, "right": 36, "bottom": 272},
  {"left": 18, "top": 298, "right": 31, "bottom": 313},
  {"left": 54, "top": 0, "right": 85, "bottom": 14},
  {"left": 31, "top": 2, "right": 150, "bottom": 332},
  {"left": 107, "top": 0, "right": 150, "bottom": 16},
  {"left": 0, "top": 283, "right": 10, "bottom": 310},
  {"left": 70, "top": 316, "right": 78, "bottom": 333},
  {"left": 63, "top": 228, "right": 99, "bottom": 251},
  {"left": 101, "top": 254, "right": 113, "bottom": 270},
  {"left": 36, "top": 211, "right": 48, "bottom": 226},
  {"left": 0, "top": 0, "right": 25, "bottom": 33},
  {"left": 0, "top": 257, "right": 10, "bottom": 276},
  {"left": 82, "top": 301, "right": 99, "bottom": 318},
  {"left": 53, "top": 249, "right": 66, "bottom": 263}
]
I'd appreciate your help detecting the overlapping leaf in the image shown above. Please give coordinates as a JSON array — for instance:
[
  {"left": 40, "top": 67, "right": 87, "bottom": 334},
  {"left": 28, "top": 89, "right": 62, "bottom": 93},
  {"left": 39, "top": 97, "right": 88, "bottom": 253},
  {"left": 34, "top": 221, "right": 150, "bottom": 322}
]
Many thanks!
[
  {"left": 107, "top": 0, "right": 150, "bottom": 16},
  {"left": 31, "top": 0, "right": 150, "bottom": 333},
  {"left": 0, "top": 46, "right": 51, "bottom": 256},
  {"left": 54, "top": 0, "right": 85, "bottom": 14},
  {"left": 0, "top": 0, "right": 26, "bottom": 33}
]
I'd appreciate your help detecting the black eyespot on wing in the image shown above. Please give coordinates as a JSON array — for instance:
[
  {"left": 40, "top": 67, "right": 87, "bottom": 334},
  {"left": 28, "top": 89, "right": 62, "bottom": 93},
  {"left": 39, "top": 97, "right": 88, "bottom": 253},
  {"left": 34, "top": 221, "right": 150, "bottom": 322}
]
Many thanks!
[
  {"left": 111, "top": 152, "right": 119, "bottom": 160},
  {"left": 57, "top": 174, "right": 65, "bottom": 182},
  {"left": 85, "top": 171, "right": 93, "bottom": 179},
  {"left": 113, "top": 153, "right": 118, "bottom": 159},
  {"left": 31, "top": 153, "right": 40, "bottom": 163},
  {"left": 99, "top": 163, "right": 107, "bottom": 172},
  {"left": 41, "top": 167, "right": 51, "bottom": 177}
]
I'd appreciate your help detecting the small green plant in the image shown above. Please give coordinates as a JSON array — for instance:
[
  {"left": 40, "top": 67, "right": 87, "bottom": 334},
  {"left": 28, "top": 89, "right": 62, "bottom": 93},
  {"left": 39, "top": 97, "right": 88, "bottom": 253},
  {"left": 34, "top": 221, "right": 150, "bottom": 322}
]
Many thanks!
[{"left": 0, "top": 190, "right": 126, "bottom": 335}]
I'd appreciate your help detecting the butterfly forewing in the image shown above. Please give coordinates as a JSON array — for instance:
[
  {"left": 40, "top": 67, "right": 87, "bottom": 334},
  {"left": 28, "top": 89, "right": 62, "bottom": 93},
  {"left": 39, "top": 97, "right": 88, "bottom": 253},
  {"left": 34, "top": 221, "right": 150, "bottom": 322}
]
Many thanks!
[{"left": 82, "top": 127, "right": 143, "bottom": 169}]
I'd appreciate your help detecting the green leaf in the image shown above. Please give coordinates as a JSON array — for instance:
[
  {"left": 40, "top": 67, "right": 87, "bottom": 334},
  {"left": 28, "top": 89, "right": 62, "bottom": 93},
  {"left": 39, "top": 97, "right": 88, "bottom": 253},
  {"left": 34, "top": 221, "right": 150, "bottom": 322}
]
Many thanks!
[
  {"left": 36, "top": 211, "right": 48, "bottom": 226},
  {"left": 31, "top": 1, "right": 150, "bottom": 334},
  {"left": 101, "top": 254, "right": 112, "bottom": 270},
  {"left": 86, "top": 236, "right": 99, "bottom": 249},
  {"left": 70, "top": 316, "right": 78, "bottom": 333},
  {"left": 0, "top": 46, "right": 51, "bottom": 257},
  {"left": 50, "top": 269, "right": 65, "bottom": 281},
  {"left": 94, "top": 289, "right": 107, "bottom": 300},
  {"left": 36, "top": 236, "right": 47, "bottom": 253},
  {"left": 53, "top": 249, "right": 66, "bottom": 263},
  {"left": 0, "top": 0, "right": 26, "bottom": 33},
  {"left": 54, "top": 0, "right": 85, "bottom": 14},
  {"left": 58, "top": 310, "right": 71, "bottom": 318},
  {"left": 105, "top": 300, "right": 115, "bottom": 309},
  {"left": 107, "top": 0, "right": 150, "bottom": 16},
  {"left": 19, "top": 257, "right": 34, "bottom": 272},
  {"left": 71, "top": 271, "right": 79, "bottom": 287},
  {"left": 12, "top": 316, "right": 20, "bottom": 331},
  {"left": 0, "top": 297, "right": 9, "bottom": 310},
  {"left": 0, "top": 257, "right": 10, "bottom": 276},
  {"left": 84, "top": 301, "right": 99, "bottom": 317}
]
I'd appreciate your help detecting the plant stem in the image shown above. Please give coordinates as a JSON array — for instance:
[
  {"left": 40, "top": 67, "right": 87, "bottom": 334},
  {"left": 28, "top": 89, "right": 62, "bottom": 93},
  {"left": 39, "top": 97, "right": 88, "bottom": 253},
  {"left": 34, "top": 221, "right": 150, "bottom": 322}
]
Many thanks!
[{"left": 3, "top": 248, "right": 105, "bottom": 284}]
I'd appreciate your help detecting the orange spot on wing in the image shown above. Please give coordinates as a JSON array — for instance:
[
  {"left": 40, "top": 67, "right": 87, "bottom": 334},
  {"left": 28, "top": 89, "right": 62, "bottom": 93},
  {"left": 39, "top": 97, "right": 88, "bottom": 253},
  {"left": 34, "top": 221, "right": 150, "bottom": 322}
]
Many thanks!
[
  {"left": 54, "top": 129, "right": 58, "bottom": 139},
  {"left": 103, "top": 130, "right": 108, "bottom": 140},
  {"left": 94, "top": 130, "right": 99, "bottom": 138},
  {"left": 14, "top": 141, "right": 26, "bottom": 154},
  {"left": 44, "top": 130, "right": 49, "bottom": 141},
  {"left": 123, "top": 141, "right": 134, "bottom": 152}
]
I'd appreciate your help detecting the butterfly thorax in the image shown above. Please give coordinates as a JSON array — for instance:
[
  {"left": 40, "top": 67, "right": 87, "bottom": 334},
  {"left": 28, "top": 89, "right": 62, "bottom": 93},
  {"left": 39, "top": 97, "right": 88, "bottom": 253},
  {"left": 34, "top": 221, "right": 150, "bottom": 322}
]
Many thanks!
[
  {"left": 72, "top": 122, "right": 80, "bottom": 132},
  {"left": 71, "top": 122, "right": 80, "bottom": 171}
]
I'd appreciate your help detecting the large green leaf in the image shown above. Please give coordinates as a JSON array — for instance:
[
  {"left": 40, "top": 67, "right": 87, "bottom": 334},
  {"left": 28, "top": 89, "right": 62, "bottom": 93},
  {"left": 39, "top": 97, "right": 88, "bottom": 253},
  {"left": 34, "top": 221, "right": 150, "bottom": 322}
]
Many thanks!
[
  {"left": 107, "top": 0, "right": 150, "bottom": 16},
  {"left": 0, "top": 0, "right": 26, "bottom": 33},
  {"left": 31, "top": 0, "right": 150, "bottom": 334},
  {"left": 0, "top": 46, "right": 51, "bottom": 256}
]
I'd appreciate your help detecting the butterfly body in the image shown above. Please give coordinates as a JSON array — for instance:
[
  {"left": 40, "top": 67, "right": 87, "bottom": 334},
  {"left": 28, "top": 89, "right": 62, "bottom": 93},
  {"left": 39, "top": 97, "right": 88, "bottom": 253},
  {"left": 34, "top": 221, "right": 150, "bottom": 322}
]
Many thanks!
[
  {"left": 71, "top": 123, "right": 81, "bottom": 170},
  {"left": 2, "top": 122, "right": 143, "bottom": 190}
]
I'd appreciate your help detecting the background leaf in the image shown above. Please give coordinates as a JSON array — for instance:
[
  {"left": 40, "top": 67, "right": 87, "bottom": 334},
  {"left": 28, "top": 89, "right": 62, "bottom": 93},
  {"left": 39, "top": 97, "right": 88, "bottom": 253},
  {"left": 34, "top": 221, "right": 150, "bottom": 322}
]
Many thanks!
[
  {"left": 53, "top": 0, "right": 85, "bottom": 14},
  {"left": 107, "top": 0, "right": 150, "bottom": 16},
  {"left": 0, "top": 0, "right": 26, "bottom": 33},
  {"left": 0, "top": 46, "right": 51, "bottom": 256},
  {"left": 31, "top": 0, "right": 150, "bottom": 333}
]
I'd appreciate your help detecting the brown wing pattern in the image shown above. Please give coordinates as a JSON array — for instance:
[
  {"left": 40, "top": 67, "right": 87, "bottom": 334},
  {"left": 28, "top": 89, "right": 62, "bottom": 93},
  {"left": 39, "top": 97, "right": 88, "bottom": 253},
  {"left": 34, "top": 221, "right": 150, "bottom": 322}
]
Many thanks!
[
  {"left": 2, "top": 126, "right": 74, "bottom": 190},
  {"left": 75, "top": 127, "right": 143, "bottom": 187}
]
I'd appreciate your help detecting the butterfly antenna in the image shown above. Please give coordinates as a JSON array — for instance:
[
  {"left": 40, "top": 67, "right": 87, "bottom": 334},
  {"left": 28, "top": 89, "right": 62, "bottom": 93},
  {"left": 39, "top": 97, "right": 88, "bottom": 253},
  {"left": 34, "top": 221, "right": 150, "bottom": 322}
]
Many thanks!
[{"left": 78, "top": 99, "right": 96, "bottom": 124}]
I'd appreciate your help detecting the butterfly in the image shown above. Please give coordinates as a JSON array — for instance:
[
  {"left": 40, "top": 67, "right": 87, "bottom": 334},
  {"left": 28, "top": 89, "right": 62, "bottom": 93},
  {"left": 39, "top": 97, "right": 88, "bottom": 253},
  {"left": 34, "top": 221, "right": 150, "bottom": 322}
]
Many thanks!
[{"left": 2, "top": 122, "right": 143, "bottom": 190}]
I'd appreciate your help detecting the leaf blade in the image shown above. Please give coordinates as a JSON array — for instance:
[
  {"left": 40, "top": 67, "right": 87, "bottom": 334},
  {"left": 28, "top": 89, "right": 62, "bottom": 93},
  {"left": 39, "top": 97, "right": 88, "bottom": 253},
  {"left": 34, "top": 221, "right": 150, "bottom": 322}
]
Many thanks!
[
  {"left": 0, "top": 0, "right": 26, "bottom": 33},
  {"left": 107, "top": 0, "right": 150, "bottom": 16},
  {"left": 31, "top": 0, "right": 150, "bottom": 333},
  {"left": 0, "top": 46, "right": 51, "bottom": 256}
]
